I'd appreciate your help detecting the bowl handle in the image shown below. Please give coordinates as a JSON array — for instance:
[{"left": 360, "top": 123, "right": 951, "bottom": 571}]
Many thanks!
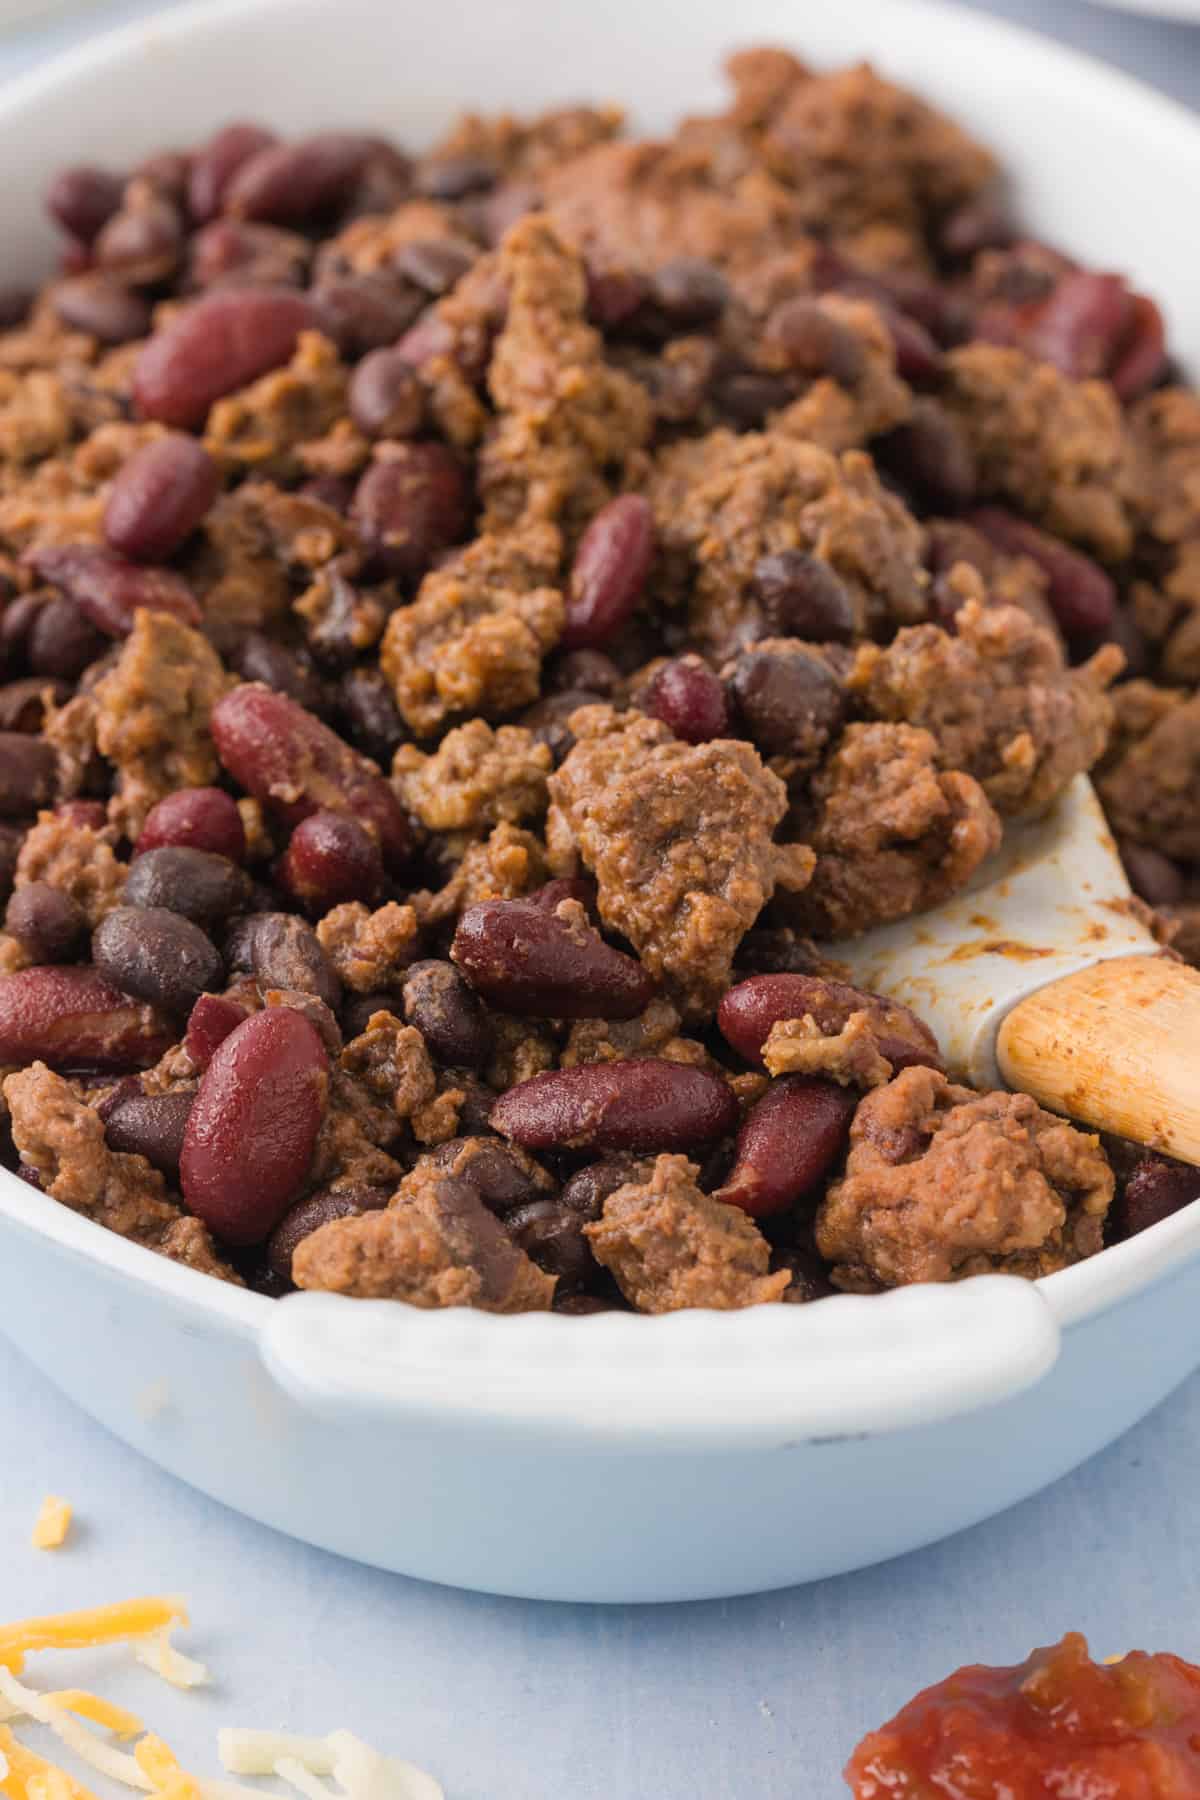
[{"left": 260, "top": 1274, "right": 1062, "bottom": 1449}]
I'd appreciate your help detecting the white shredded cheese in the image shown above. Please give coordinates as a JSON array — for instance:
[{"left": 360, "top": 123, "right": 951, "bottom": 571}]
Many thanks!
[
  {"left": 133, "top": 1630, "right": 210, "bottom": 1692},
  {"left": 0, "top": 1670, "right": 152, "bottom": 1792},
  {"left": 274, "top": 1758, "right": 335, "bottom": 1800},
  {"left": 217, "top": 1734, "right": 335, "bottom": 1778}
]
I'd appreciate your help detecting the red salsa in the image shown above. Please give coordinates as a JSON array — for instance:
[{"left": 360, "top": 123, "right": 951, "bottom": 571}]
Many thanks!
[{"left": 845, "top": 1632, "right": 1200, "bottom": 1797}]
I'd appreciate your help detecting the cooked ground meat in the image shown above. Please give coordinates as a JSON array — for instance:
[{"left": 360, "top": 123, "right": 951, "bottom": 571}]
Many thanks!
[
  {"left": 852, "top": 597, "right": 1122, "bottom": 817},
  {"left": 817, "top": 1065, "right": 1113, "bottom": 1288},
  {"left": 0, "top": 44, "right": 1173, "bottom": 1315},
  {"left": 585, "top": 1153, "right": 791, "bottom": 1310},
  {"left": 786, "top": 722, "right": 1002, "bottom": 937},
  {"left": 547, "top": 704, "right": 813, "bottom": 1016}
]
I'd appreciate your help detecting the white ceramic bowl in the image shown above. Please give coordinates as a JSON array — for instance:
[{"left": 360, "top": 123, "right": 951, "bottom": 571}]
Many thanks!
[{"left": 1, "top": 0, "right": 1199, "bottom": 1604}]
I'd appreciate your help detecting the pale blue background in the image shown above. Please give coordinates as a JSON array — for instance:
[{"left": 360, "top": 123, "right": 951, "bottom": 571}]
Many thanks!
[{"left": 2, "top": 3, "right": 1199, "bottom": 1795}]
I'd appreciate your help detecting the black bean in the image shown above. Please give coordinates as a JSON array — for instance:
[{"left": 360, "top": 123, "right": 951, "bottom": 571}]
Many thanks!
[
  {"left": 93, "top": 905, "right": 223, "bottom": 1015},
  {"left": 402, "top": 959, "right": 493, "bottom": 1069},
  {"left": 123, "top": 846, "right": 250, "bottom": 926},
  {"left": 729, "top": 647, "right": 845, "bottom": 759},
  {"left": 266, "top": 1184, "right": 391, "bottom": 1282},
  {"left": 5, "top": 882, "right": 85, "bottom": 962},
  {"left": 104, "top": 1088, "right": 195, "bottom": 1180},
  {"left": 752, "top": 551, "right": 855, "bottom": 643}
]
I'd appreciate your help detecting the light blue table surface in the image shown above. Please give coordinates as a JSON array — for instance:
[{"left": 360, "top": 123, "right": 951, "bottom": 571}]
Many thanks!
[{"left": 1, "top": 3, "right": 1199, "bottom": 1795}]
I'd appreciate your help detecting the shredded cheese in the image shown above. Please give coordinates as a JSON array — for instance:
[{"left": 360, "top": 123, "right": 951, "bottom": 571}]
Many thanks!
[
  {"left": 216, "top": 1736, "right": 335, "bottom": 1779},
  {"left": 132, "top": 1633, "right": 209, "bottom": 1693},
  {"left": 0, "top": 1601, "right": 188, "bottom": 1674},
  {"left": 30, "top": 1502, "right": 72, "bottom": 1555},
  {"left": 0, "top": 1672, "right": 150, "bottom": 1793},
  {"left": 0, "top": 1730, "right": 97, "bottom": 1800},
  {"left": 44, "top": 1695, "right": 142, "bottom": 1741}
]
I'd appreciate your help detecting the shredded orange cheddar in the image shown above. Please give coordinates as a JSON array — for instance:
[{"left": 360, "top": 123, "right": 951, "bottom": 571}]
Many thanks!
[
  {"left": 0, "top": 1730, "right": 97, "bottom": 1800},
  {"left": 0, "top": 1601, "right": 188, "bottom": 1673},
  {"left": 45, "top": 1694, "right": 142, "bottom": 1740}
]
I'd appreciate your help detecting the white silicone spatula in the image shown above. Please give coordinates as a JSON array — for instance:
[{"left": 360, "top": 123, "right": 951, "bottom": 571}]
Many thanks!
[{"left": 833, "top": 773, "right": 1200, "bottom": 1166}]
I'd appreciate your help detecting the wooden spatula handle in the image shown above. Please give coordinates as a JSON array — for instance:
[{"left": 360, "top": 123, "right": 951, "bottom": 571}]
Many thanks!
[{"left": 996, "top": 954, "right": 1200, "bottom": 1165}]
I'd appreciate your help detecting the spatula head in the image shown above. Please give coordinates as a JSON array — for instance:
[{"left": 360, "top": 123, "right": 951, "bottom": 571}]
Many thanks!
[{"left": 833, "top": 775, "right": 1157, "bottom": 1087}]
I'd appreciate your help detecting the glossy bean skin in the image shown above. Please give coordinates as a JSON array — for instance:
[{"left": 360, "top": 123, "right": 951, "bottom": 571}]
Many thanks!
[
  {"left": 279, "top": 810, "right": 384, "bottom": 911},
  {"left": 104, "top": 1088, "right": 195, "bottom": 1181},
  {"left": 223, "top": 132, "right": 377, "bottom": 224},
  {"left": 642, "top": 657, "right": 729, "bottom": 744},
  {"left": 133, "top": 288, "right": 319, "bottom": 428},
  {"left": 751, "top": 551, "right": 854, "bottom": 644},
  {"left": 715, "top": 1075, "right": 856, "bottom": 1219},
  {"left": 1109, "top": 294, "right": 1167, "bottom": 402},
  {"left": 0, "top": 677, "right": 71, "bottom": 733},
  {"left": 966, "top": 507, "right": 1115, "bottom": 639},
  {"left": 211, "top": 683, "right": 413, "bottom": 869},
  {"left": 123, "top": 846, "right": 250, "bottom": 927},
  {"left": 0, "top": 964, "right": 173, "bottom": 1071},
  {"left": 46, "top": 165, "right": 123, "bottom": 243},
  {"left": 562, "top": 495, "right": 655, "bottom": 651},
  {"left": 28, "top": 599, "right": 106, "bottom": 681},
  {"left": 401, "top": 960, "right": 492, "bottom": 1070},
  {"left": 188, "top": 122, "right": 278, "bottom": 223},
  {"left": 453, "top": 899, "right": 655, "bottom": 1020},
  {"left": 135, "top": 788, "right": 246, "bottom": 863},
  {"left": 104, "top": 435, "right": 220, "bottom": 562},
  {"left": 27, "top": 544, "right": 201, "bottom": 636},
  {"left": 227, "top": 910, "right": 341, "bottom": 1012},
  {"left": 728, "top": 647, "right": 845, "bottom": 760},
  {"left": 491, "top": 1059, "right": 737, "bottom": 1154},
  {"left": 184, "top": 991, "right": 252, "bottom": 1068},
  {"left": 52, "top": 276, "right": 151, "bottom": 345},
  {"left": 180, "top": 1006, "right": 329, "bottom": 1244},
  {"left": 718, "top": 973, "right": 942, "bottom": 1075},
  {"left": 351, "top": 446, "right": 471, "bottom": 584},
  {"left": 1110, "top": 1154, "right": 1200, "bottom": 1242},
  {"left": 92, "top": 905, "right": 223, "bottom": 1017},
  {"left": 5, "top": 883, "right": 86, "bottom": 963}
]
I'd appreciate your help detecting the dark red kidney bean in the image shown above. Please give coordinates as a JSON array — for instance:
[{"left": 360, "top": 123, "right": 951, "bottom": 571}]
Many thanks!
[
  {"left": 133, "top": 288, "right": 318, "bottom": 429},
  {"left": 415, "top": 153, "right": 499, "bottom": 201},
  {"left": 0, "top": 591, "right": 43, "bottom": 664},
  {"left": 453, "top": 899, "right": 656, "bottom": 1021},
  {"left": 528, "top": 877, "right": 601, "bottom": 923},
  {"left": 52, "top": 276, "right": 151, "bottom": 345},
  {"left": 27, "top": 599, "right": 104, "bottom": 682},
  {"left": 224, "top": 132, "right": 377, "bottom": 224},
  {"left": 560, "top": 1153, "right": 646, "bottom": 1220},
  {"left": 491, "top": 1060, "right": 737, "bottom": 1154},
  {"left": 877, "top": 400, "right": 977, "bottom": 511},
  {"left": 135, "top": 788, "right": 246, "bottom": 864},
  {"left": 311, "top": 273, "right": 424, "bottom": 359},
  {"left": 0, "top": 735, "right": 55, "bottom": 817},
  {"left": 0, "top": 964, "right": 173, "bottom": 1070},
  {"left": 94, "top": 192, "right": 183, "bottom": 285},
  {"left": 93, "top": 905, "right": 223, "bottom": 1016},
  {"left": 266, "top": 1183, "right": 391, "bottom": 1282},
  {"left": 104, "top": 435, "right": 220, "bottom": 563},
  {"left": 718, "top": 973, "right": 942, "bottom": 1075},
  {"left": 642, "top": 657, "right": 729, "bottom": 744},
  {"left": 27, "top": 544, "right": 200, "bottom": 636},
  {"left": 348, "top": 347, "right": 427, "bottom": 439},
  {"left": 228, "top": 911, "right": 341, "bottom": 1013},
  {"left": 506, "top": 1197, "right": 597, "bottom": 1287},
  {"left": 1022, "top": 272, "right": 1133, "bottom": 381},
  {"left": 764, "top": 297, "right": 864, "bottom": 384},
  {"left": 0, "top": 677, "right": 71, "bottom": 733},
  {"left": 279, "top": 810, "right": 383, "bottom": 911},
  {"left": 966, "top": 507, "right": 1115, "bottom": 638},
  {"left": 335, "top": 667, "right": 407, "bottom": 765},
  {"left": 5, "top": 882, "right": 85, "bottom": 962},
  {"left": 104, "top": 1088, "right": 195, "bottom": 1181},
  {"left": 1110, "top": 294, "right": 1167, "bottom": 402},
  {"left": 751, "top": 551, "right": 855, "bottom": 643},
  {"left": 546, "top": 650, "right": 623, "bottom": 698},
  {"left": 1119, "top": 840, "right": 1184, "bottom": 907},
  {"left": 184, "top": 991, "right": 252, "bottom": 1068},
  {"left": 775, "top": 1245, "right": 837, "bottom": 1304},
  {"left": 211, "top": 684, "right": 412, "bottom": 869},
  {"left": 187, "top": 219, "right": 311, "bottom": 291},
  {"left": 351, "top": 446, "right": 471, "bottom": 584},
  {"left": 188, "top": 123, "right": 278, "bottom": 223},
  {"left": 1111, "top": 1153, "right": 1200, "bottom": 1242},
  {"left": 124, "top": 845, "right": 250, "bottom": 926},
  {"left": 729, "top": 648, "right": 845, "bottom": 759},
  {"left": 586, "top": 265, "right": 649, "bottom": 331},
  {"left": 392, "top": 237, "right": 476, "bottom": 296},
  {"left": 46, "top": 166, "right": 123, "bottom": 243},
  {"left": 181, "top": 1007, "right": 329, "bottom": 1244},
  {"left": 649, "top": 258, "right": 730, "bottom": 329},
  {"left": 715, "top": 1075, "right": 855, "bottom": 1219},
  {"left": 230, "top": 633, "right": 324, "bottom": 713},
  {"left": 562, "top": 494, "right": 655, "bottom": 652},
  {"left": 401, "top": 960, "right": 492, "bottom": 1070},
  {"left": 938, "top": 198, "right": 1015, "bottom": 262}
]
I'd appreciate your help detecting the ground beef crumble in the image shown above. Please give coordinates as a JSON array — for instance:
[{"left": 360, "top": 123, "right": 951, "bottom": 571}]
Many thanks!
[{"left": 817, "top": 1065, "right": 1113, "bottom": 1289}]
